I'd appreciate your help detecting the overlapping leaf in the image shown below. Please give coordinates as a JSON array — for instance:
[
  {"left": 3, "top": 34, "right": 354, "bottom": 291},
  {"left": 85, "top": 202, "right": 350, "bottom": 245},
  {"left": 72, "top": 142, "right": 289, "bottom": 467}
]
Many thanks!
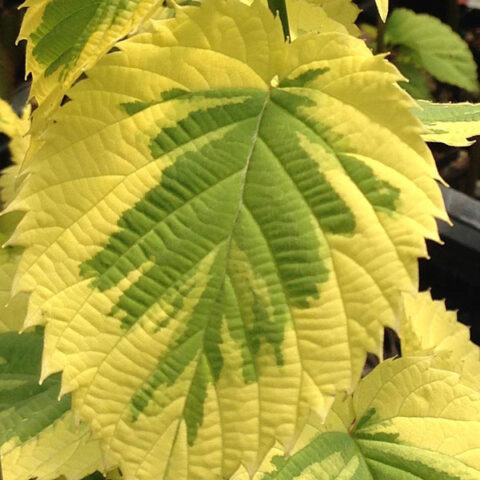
[
  {"left": 1, "top": 410, "right": 104, "bottom": 480},
  {"left": 0, "top": 331, "right": 69, "bottom": 462},
  {"left": 401, "top": 291, "right": 480, "bottom": 383},
  {"left": 0, "top": 331, "right": 104, "bottom": 480},
  {"left": 8, "top": 0, "right": 445, "bottom": 478},
  {"left": 385, "top": 9, "right": 478, "bottom": 92},
  {"left": 413, "top": 100, "right": 480, "bottom": 146},
  {"left": 0, "top": 100, "right": 30, "bottom": 333},
  {"left": 242, "top": 356, "right": 480, "bottom": 479},
  {"left": 20, "top": 0, "right": 166, "bottom": 132},
  {"left": 0, "top": 212, "right": 27, "bottom": 333},
  {"left": 240, "top": 0, "right": 359, "bottom": 38},
  {"left": 0, "top": 99, "right": 30, "bottom": 205},
  {"left": 395, "top": 59, "right": 432, "bottom": 100}
]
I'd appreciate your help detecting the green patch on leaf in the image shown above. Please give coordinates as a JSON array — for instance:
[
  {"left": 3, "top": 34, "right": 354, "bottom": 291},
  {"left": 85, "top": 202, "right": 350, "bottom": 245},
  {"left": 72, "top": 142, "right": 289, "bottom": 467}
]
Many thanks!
[
  {"left": 279, "top": 67, "right": 329, "bottom": 88},
  {"left": 79, "top": 82, "right": 405, "bottom": 446},
  {"left": 0, "top": 331, "right": 70, "bottom": 446},
  {"left": 31, "top": 0, "right": 133, "bottom": 77},
  {"left": 261, "top": 432, "right": 369, "bottom": 479}
]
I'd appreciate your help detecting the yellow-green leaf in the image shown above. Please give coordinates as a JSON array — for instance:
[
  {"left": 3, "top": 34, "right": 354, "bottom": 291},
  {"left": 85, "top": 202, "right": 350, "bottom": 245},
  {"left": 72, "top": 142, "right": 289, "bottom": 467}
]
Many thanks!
[
  {"left": 241, "top": 0, "right": 360, "bottom": 37},
  {"left": 1, "top": 411, "right": 104, "bottom": 480},
  {"left": 413, "top": 100, "right": 480, "bottom": 146},
  {"left": 286, "top": 0, "right": 359, "bottom": 38},
  {"left": 0, "top": 101, "right": 30, "bottom": 333},
  {"left": 20, "top": 0, "right": 164, "bottom": 132},
  {"left": 386, "top": 9, "right": 478, "bottom": 92},
  {"left": 253, "top": 356, "right": 480, "bottom": 479},
  {"left": 401, "top": 290, "right": 480, "bottom": 383},
  {"left": 353, "top": 356, "right": 480, "bottom": 477},
  {"left": 0, "top": 100, "right": 30, "bottom": 205},
  {"left": 0, "top": 331, "right": 104, "bottom": 480},
  {"left": 9, "top": 1, "right": 445, "bottom": 478},
  {"left": 0, "top": 212, "right": 27, "bottom": 333}
]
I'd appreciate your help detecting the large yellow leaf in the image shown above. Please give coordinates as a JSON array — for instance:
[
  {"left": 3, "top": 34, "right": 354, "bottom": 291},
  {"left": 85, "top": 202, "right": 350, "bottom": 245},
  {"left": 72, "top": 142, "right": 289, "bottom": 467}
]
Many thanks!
[{"left": 9, "top": 1, "right": 445, "bottom": 478}]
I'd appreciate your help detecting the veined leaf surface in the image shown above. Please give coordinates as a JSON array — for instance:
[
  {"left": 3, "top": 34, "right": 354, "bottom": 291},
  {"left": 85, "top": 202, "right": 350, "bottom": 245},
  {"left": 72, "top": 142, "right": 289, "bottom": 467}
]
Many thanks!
[
  {"left": 285, "top": 0, "right": 359, "bottom": 38},
  {"left": 0, "top": 100, "right": 30, "bottom": 206},
  {"left": 385, "top": 9, "right": 478, "bottom": 92},
  {"left": 10, "top": 1, "right": 445, "bottom": 478},
  {"left": 20, "top": 0, "right": 164, "bottom": 131},
  {"left": 252, "top": 0, "right": 360, "bottom": 37},
  {"left": 414, "top": 100, "right": 480, "bottom": 146},
  {"left": 1, "top": 411, "right": 104, "bottom": 480},
  {"left": 247, "top": 356, "right": 480, "bottom": 479},
  {"left": 352, "top": 356, "right": 480, "bottom": 478},
  {"left": 401, "top": 291, "right": 480, "bottom": 383}
]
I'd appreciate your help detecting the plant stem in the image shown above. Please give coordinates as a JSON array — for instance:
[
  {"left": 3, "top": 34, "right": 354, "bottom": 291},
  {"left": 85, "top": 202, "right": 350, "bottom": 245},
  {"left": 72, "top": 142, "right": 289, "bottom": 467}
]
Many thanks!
[
  {"left": 447, "top": 0, "right": 460, "bottom": 32},
  {"left": 376, "top": 11, "right": 386, "bottom": 53},
  {"left": 268, "top": 0, "right": 290, "bottom": 41}
]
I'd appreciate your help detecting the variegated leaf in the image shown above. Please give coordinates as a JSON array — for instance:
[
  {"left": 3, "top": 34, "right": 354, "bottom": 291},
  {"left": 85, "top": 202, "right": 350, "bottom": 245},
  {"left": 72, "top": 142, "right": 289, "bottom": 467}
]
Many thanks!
[
  {"left": 249, "top": 356, "right": 480, "bottom": 479},
  {"left": 9, "top": 1, "right": 445, "bottom": 478},
  {"left": 0, "top": 101, "right": 30, "bottom": 333},
  {"left": 0, "top": 331, "right": 104, "bottom": 480},
  {"left": 20, "top": 0, "right": 165, "bottom": 132},
  {"left": 413, "top": 100, "right": 480, "bottom": 146}
]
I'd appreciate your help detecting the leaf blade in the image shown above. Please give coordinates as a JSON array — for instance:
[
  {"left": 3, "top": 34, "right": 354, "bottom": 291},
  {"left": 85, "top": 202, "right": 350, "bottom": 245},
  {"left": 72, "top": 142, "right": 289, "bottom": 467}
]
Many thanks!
[
  {"left": 414, "top": 100, "right": 480, "bottom": 146},
  {"left": 10, "top": 1, "right": 445, "bottom": 478},
  {"left": 385, "top": 9, "right": 478, "bottom": 92}
]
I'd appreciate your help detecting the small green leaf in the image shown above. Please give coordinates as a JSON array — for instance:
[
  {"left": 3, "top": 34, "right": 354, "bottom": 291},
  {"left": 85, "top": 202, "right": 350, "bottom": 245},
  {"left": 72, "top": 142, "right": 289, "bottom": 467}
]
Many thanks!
[
  {"left": 394, "top": 56, "right": 432, "bottom": 100},
  {"left": 386, "top": 9, "right": 478, "bottom": 92}
]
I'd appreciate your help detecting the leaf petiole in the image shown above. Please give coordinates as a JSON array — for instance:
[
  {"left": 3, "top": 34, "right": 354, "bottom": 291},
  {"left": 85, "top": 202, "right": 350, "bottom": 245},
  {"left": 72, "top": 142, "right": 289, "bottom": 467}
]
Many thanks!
[{"left": 267, "top": 0, "right": 290, "bottom": 40}]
